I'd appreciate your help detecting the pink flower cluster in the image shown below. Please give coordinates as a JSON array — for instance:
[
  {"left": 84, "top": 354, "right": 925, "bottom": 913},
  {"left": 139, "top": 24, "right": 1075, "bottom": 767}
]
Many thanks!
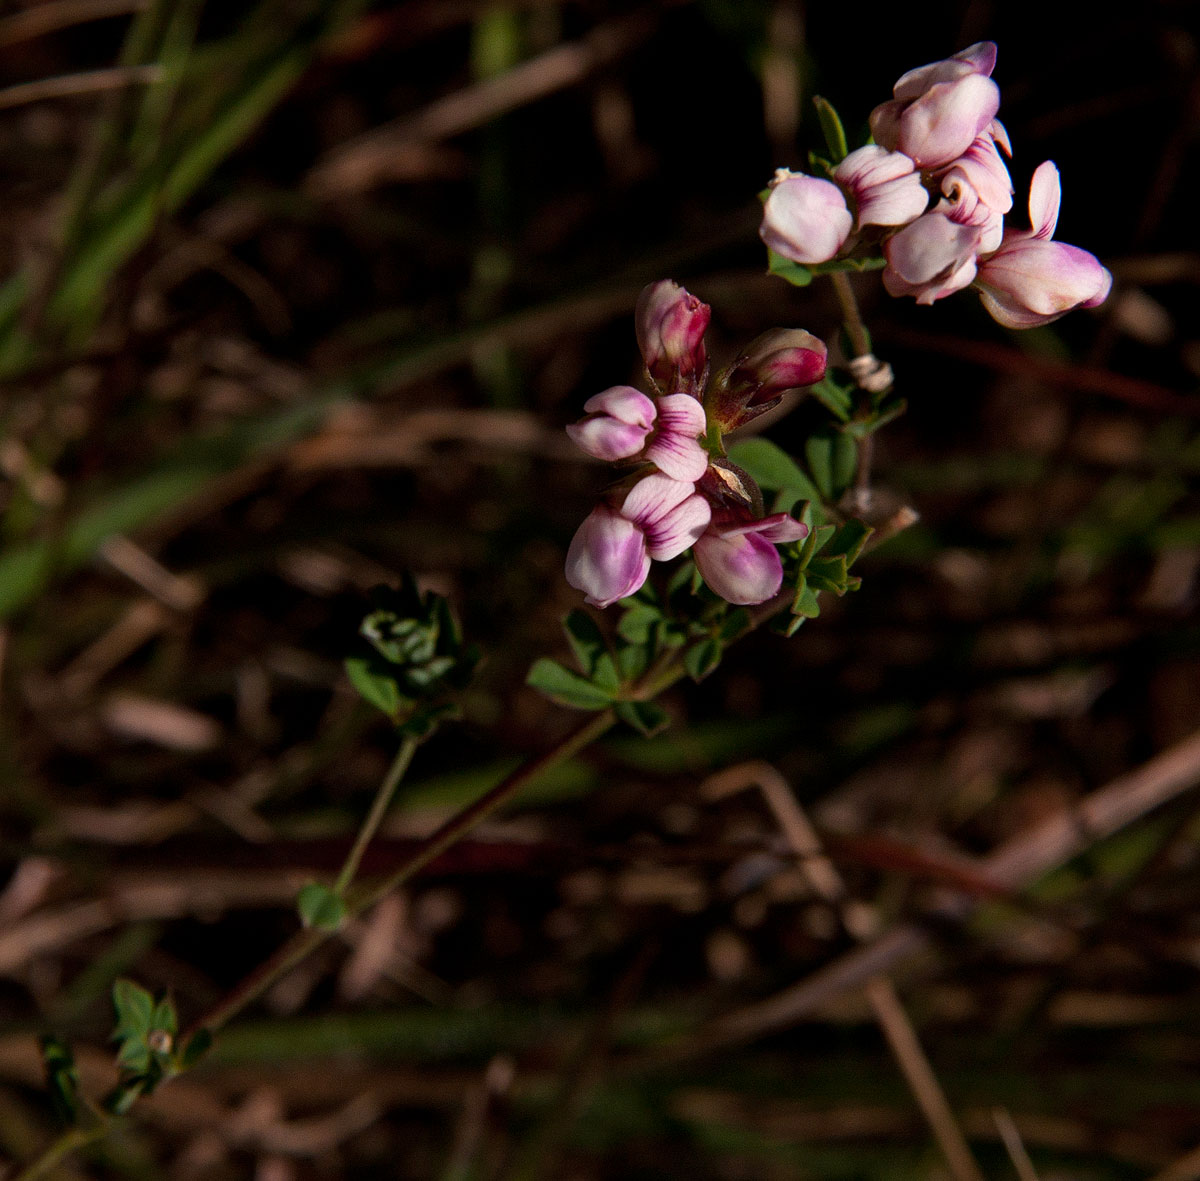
[
  {"left": 760, "top": 43, "right": 1111, "bottom": 328},
  {"left": 565, "top": 282, "right": 827, "bottom": 608}
]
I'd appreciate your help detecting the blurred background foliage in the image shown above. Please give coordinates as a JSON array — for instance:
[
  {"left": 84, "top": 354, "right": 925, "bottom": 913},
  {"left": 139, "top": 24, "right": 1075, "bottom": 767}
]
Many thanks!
[{"left": 1, "top": 0, "right": 1199, "bottom": 1177}]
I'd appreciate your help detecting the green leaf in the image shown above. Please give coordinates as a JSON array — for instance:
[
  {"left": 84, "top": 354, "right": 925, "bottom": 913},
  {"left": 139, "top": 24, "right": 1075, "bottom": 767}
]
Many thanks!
[
  {"left": 40, "top": 1036, "right": 80, "bottom": 1124},
  {"left": 615, "top": 700, "right": 670, "bottom": 737},
  {"left": 805, "top": 434, "right": 834, "bottom": 500},
  {"left": 812, "top": 95, "right": 848, "bottom": 162},
  {"left": 809, "top": 376, "right": 854, "bottom": 422},
  {"left": 826, "top": 519, "right": 873, "bottom": 566},
  {"left": 591, "top": 652, "right": 622, "bottom": 697},
  {"left": 831, "top": 431, "right": 858, "bottom": 496},
  {"left": 617, "top": 602, "right": 660, "bottom": 644},
  {"left": 727, "top": 438, "right": 822, "bottom": 503},
  {"left": 791, "top": 578, "right": 822, "bottom": 618},
  {"left": 344, "top": 656, "right": 403, "bottom": 718},
  {"left": 563, "top": 609, "right": 606, "bottom": 676},
  {"left": 684, "top": 639, "right": 723, "bottom": 682},
  {"left": 177, "top": 1029, "right": 213, "bottom": 1071},
  {"left": 112, "top": 979, "right": 154, "bottom": 1043},
  {"left": 297, "top": 883, "right": 346, "bottom": 932},
  {"left": 151, "top": 997, "right": 178, "bottom": 1037},
  {"left": 526, "top": 659, "right": 614, "bottom": 710},
  {"left": 616, "top": 642, "right": 650, "bottom": 682},
  {"left": 718, "top": 608, "right": 751, "bottom": 642},
  {"left": 766, "top": 248, "right": 812, "bottom": 287}
]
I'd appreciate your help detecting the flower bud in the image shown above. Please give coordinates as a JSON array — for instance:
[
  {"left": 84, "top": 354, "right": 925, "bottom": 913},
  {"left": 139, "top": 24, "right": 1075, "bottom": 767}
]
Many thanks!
[
  {"left": 635, "top": 281, "right": 710, "bottom": 393},
  {"left": 719, "top": 329, "right": 828, "bottom": 426},
  {"left": 759, "top": 171, "right": 853, "bottom": 265}
]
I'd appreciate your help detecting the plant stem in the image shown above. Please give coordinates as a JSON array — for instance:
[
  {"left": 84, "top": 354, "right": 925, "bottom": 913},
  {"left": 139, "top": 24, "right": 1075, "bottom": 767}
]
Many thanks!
[
  {"left": 830, "top": 270, "right": 870, "bottom": 359},
  {"left": 349, "top": 708, "right": 617, "bottom": 912},
  {"left": 333, "top": 735, "right": 419, "bottom": 895},
  {"left": 13, "top": 1122, "right": 110, "bottom": 1181}
]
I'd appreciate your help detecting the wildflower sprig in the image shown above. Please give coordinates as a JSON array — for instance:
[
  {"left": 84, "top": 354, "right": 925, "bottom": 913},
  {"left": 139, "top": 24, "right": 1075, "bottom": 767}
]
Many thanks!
[{"left": 343, "top": 576, "right": 479, "bottom": 739}]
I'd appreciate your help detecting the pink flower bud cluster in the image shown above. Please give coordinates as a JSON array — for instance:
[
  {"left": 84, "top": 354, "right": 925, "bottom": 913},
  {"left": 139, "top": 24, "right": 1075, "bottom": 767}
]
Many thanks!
[
  {"left": 565, "top": 282, "right": 825, "bottom": 608},
  {"left": 759, "top": 43, "right": 1111, "bottom": 329}
]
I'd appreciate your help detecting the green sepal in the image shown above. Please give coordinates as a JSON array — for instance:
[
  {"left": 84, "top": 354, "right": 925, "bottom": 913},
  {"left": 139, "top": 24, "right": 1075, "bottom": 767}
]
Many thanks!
[
  {"left": 526, "top": 659, "right": 614, "bottom": 710},
  {"left": 615, "top": 699, "right": 670, "bottom": 737},
  {"left": 563, "top": 609, "right": 606, "bottom": 677},
  {"left": 297, "top": 883, "right": 346, "bottom": 932},
  {"left": 812, "top": 95, "right": 848, "bottom": 162},
  {"left": 40, "top": 1036, "right": 80, "bottom": 1124},
  {"left": 684, "top": 638, "right": 723, "bottom": 682},
  {"left": 767, "top": 248, "right": 812, "bottom": 287}
]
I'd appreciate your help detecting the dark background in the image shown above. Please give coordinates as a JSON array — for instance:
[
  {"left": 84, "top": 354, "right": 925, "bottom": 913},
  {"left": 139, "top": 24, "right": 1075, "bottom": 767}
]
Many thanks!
[{"left": 0, "top": 0, "right": 1198, "bottom": 1176}]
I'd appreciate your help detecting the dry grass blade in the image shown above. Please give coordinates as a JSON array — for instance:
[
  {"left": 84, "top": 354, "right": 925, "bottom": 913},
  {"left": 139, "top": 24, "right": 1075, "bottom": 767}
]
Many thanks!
[
  {"left": 0, "top": 64, "right": 162, "bottom": 111},
  {"left": 651, "top": 726, "right": 1200, "bottom": 1060},
  {"left": 993, "top": 1107, "right": 1041, "bottom": 1181},
  {"left": 0, "top": 0, "right": 146, "bottom": 48},
  {"left": 706, "top": 762, "right": 985, "bottom": 1181},
  {"left": 307, "top": 9, "right": 662, "bottom": 196}
]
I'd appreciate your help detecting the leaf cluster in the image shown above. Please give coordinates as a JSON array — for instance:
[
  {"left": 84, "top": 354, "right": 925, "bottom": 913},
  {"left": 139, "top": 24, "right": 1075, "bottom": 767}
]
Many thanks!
[
  {"left": 105, "top": 979, "right": 181, "bottom": 1115},
  {"left": 344, "top": 577, "right": 479, "bottom": 738}
]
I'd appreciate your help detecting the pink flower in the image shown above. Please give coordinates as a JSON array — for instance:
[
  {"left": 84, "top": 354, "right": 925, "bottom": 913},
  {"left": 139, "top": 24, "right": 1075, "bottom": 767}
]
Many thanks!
[
  {"left": 975, "top": 161, "right": 1112, "bottom": 328},
  {"left": 635, "top": 281, "right": 711, "bottom": 393},
  {"left": 566, "top": 386, "right": 708, "bottom": 482},
  {"left": 883, "top": 209, "right": 984, "bottom": 304},
  {"left": 833, "top": 146, "right": 929, "bottom": 229},
  {"left": 759, "top": 171, "right": 854, "bottom": 265},
  {"left": 693, "top": 510, "right": 809, "bottom": 606},
  {"left": 870, "top": 42, "right": 1001, "bottom": 171},
  {"left": 935, "top": 128, "right": 1012, "bottom": 253},
  {"left": 565, "top": 474, "right": 711, "bottom": 608}
]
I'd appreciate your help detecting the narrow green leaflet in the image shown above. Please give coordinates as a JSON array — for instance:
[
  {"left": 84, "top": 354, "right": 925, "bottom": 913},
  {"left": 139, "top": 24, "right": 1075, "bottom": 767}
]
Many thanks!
[
  {"left": 526, "top": 659, "right": 615, "bottom": 710},
  {"left": 812, "top": 95, "right": 848, "bottom": 162},
  {"left": 614, "top": 700, "right": 670, "bottom": 737},
  {"left": 767, "top": 249, "right": 813, "bottom": 287}
]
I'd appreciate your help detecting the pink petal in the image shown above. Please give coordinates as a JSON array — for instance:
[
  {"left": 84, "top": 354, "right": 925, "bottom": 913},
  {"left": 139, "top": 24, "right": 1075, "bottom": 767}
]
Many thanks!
[
  {"left": 892, "top": 41, "right": 997, "bottom": 102},
  {"left": 566, "top": 416, "right": 651, "bottom": 462},
  {"left": 883, "top": 211, "right": 982, "bottom": 302},
  {"left": 564, "top": 505, "right": 651, "bottom": 608},
  {"left": 693, "top": 530, "right": 784, "bottom": 605},
  {"left": 898, "top": 74, "right": 1000, "bottom": 169},
  {"left": 976, "top": 237, "right": 1112, "bottom": 328},
  {"left": 836, "top": 146, "right": 929, "bottom": 228},
  {"left": 644, "top": 394, "right": 708, "bottom": 482},
  {"left": 622, "top": 473, "right": 711, "bottom": 559},
  {"left": 581, "top": 386, "right": 656, "bottom": 427},
  {"left": 714, "top": 512, "right": 809, "bottom": 544},
  {"left": 1028, "top": 161, "right": 1061, "bottom": 240},
  {"left": 760, "top": 172, "right": 853, "bottom": 265},
  {"left": 635, "top": 281, "right": 710, "bottom": 389}
]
